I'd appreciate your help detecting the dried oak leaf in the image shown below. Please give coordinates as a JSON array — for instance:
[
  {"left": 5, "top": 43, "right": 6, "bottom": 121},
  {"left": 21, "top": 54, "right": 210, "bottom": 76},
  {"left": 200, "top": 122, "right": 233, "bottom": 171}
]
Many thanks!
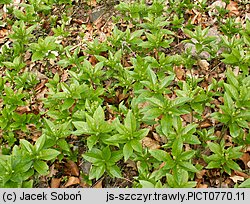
[
  {"left": 65, "top": 160, "right": 80, "bottom": 177},
  {"left": 51, "top": 178, "right": 61, "bottom": 188},
  {"left": 226, "top": 1, "right": 239, "bottom": 16},
  {"left": 64, "top": 177, "right": 80, "bottom": 188},
  {"left": 142, "top": 137, "right": 160, "bottom": 150}
]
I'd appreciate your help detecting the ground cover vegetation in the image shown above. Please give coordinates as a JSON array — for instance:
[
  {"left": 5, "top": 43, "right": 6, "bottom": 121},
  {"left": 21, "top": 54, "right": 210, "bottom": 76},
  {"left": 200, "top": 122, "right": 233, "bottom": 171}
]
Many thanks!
[{"left": 0, "top": 0, "right": 249, "bottom": 188}]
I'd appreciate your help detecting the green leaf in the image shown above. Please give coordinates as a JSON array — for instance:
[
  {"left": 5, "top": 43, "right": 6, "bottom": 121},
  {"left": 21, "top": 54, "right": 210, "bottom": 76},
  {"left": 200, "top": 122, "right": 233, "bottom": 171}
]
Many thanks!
[
  {"left": 124, "top": 110, "right": 137, "bottom": 132},
  {"left": 179, "top": 161, "right": 198, "bottom": 172},
  {"left": 89, "top": 165, "right": 105, "bottom": 180},
  {"left": 57, "top": 139, "right": 70, "bottom": 152},
  {"left": 172, "top": 137, "right": 183, "bottom": 157},
  {"left": 109, "top": 151, "right": 123, "bottom": 164},
  {"left": 134, "top": 128, "right": 149, "bottom": 140},
  {"left": 39, "top": 149, "right": 60, "bottom": 161},
  {"left": 239, "top": 178, "right": 250, "bottom": 188},
  {"left": 123, "top": 143, "right": 133, "bottom": 161},
  {"left": 224, "top": 83, "right": 239, "bottom": 100},
  {"left": 208, "top": 142, "right": 222, "bottom": 155},
  {"left": 173, "top": 97, "right": 192, "bottom": 107},
  {"left": 20, "top": 139, "right": 33, "bottom": 153},
  {"left": 149, "top": 149, "right": 169, "bottom": 162},
  {"left": 226, "top": 69, "right": 239, "bottom": 88},
  {"left": 102, "top": 146, "right": 111, "bottom": 161},
  {"left": 206, "top": 161, "right": 221, "bottom": 169},
  {"left": 35, "top": 135, "right": 46, "bottom": 152},
  {"left": 131, "top": 140, "right": 142, "bottom": 153},
  {"left": 73, "top": 121, "right": 93, "bottom": 135},
  {"left": 87, "top": 135, "right": 99, "bottom": 150},
  {"left": 83, "top": 149, "right": 102, "bottom": 164},
  {"left": 93, "top": 106, "right": 105, "bottom": 124},
  {"left": 31, "top": 51, "right": 44, "bottom": 61},
  {"left": 33, "top": 160, "right": 48, "bottom": 175},
  {"left": 107, "top": 165, "right": 122, "bottom": 178},
  {"left": 229, "top": 123, "right": 240, "bottom": 138},
  {"left": 179, "top": 150, "right": 195, "bottom": 161},
  {"left": 224, "top": 92, "right": 234, "bottom": 108},
  {"left": 61, "top": 98, "right": 74, "bottom": 110},
  {"left": 139, "top": 180, "right": 155, "bottom": 188},
  {"left": 226, "top": 160, "right": 242, "bottom": 171}
]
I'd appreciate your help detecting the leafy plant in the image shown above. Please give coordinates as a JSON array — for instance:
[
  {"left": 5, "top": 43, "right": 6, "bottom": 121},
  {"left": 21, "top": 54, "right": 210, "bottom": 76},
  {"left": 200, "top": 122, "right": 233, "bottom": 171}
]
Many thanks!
[
  {"left": 204, "top": 139, "right": 243, "bottom": 175},
  {"left": 107, "top": 110, "right": 149, "bottom": 161},
  {"left": 82, "top": 146, "right": 123, "bottom": 180}
]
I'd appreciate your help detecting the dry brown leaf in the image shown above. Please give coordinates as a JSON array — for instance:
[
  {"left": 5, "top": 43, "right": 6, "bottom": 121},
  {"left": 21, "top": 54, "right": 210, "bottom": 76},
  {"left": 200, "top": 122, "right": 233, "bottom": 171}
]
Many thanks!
[
  {"left": 65, "top": 160, "right": 79, "bottom": 176},
  {"left": 199, "top": 120, "right": 212, "bottom": 128},
  {"left": 226, "top": 1, "right": 239, "bottom": 16},
  {"left": 16, "top": 106, "right": 31, "bottom": 114},
  {"left": 125, "top": 159, "right": 137, "bottom": 170},
  {"left": 93, "top": 178, "right": 103, "bottom": 188},
  {"left": 240, "top": 153, "right": 250, "bottom": 168},
  {"left": 142, "top": 137, "right": 160, "bottom": 150},
  {"left": 174, "top": 65, "right": 185, "bottom": 80},
  {"left": 197, "top": 183, "right": 208, "bottom": 188},
  {"left": 198, "top": 59, "right": 209, "bottom": 70},
  {"left": 64, "top": 177, "right": 80, "bottom": 188},
  {"left": 230, "top": 175, "right": 244, "bottom": 183},
  {"left": 47, "top": 164, "right": 58, "bottom": 177},
  {"left": 51, "top": 178, "right": 61, "bottom": 188},
  {"left": 235, "top": 171, "right": 250, "bottom": 179},
  {"left": 196, "top": 170, "right": 206, "bottom": 179}
]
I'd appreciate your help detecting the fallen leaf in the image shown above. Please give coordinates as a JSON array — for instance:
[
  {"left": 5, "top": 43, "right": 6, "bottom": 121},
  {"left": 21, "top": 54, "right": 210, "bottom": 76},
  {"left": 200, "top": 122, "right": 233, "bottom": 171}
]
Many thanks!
[
  {"left": 240, "top": 153, "right": 250, "bottom": 169},
  {"left": 65, "top": 160, "right": 79, "bottom": 176},
  {"left": 235, "top": 170, "right": 250, "bottom": 179},
  {"left": 174, "top": 65, "right": 185, "bottom": 80},
  {"left": 142, "top": 137, "right": 160, "bottom": 150},
  {"left": 93, "top": 178, "right": 103, "bottom": 188},
  {"left": 197, "top": 183, "right": 208, "bottom": 188},
  {"left": 64, "top": 177, "right": 80, "bottom": 188},
  {"left": 198, "top": 59, "right": 209, "bottom": 70},
  {"left": 47, "top": 164, "right": 58, "bottom": 177},
  {"left": 16, "top": 106, "right": 31, "bottom": 114},
  {"left": 230, "top": 175, "right": 244, "bottom": 183},
  {"left": 196, "top": 170, "right": 207, "bottom": 179},
  {"left": 51, "top": 178, "right": 61, "bottom": 188},
  {"left": 226, "top": 1, "right": 239, "bottom": 16},
  {"left": 125, "top": 159, "right": 137, "bottom": 170}
]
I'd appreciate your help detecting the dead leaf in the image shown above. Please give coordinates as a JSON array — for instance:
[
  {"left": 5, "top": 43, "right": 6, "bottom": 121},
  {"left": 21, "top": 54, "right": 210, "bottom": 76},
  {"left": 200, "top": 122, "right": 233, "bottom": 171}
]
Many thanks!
[
  {"left": 51, "top": 178, "right": 61, "bottom": 188},
  {"left": 47, "top": 164, "right": 58, "bottom": 177},
  {"left": 198, "top": 59, "right": 209, "bottom": 70},
  {"left": 230, "top": 175, "right": 244, "bottom": 183},
  {"left": 142, "top": 137, "right": 160, "bottom": 150},
  {"left": 16, "top": 106, "right": 31, "bottom": 114},
  {"left": 125, "top": 159, "right": 137, "bottom": 170},
  {"left": 240, "top": 153, "right": 250, "bottom": 169},
  {"left": 196, "top": 183, "right": 208, "bottom": 188},
  {"left": 235, "top": 170, "right": 250, "bottom": 179},
  {"left": 199, "top": 120, "right": 212, "bottom": 128},
  {"left": 65, "top": 160, "right": 79, "bottom": 176},
  {"left": 93, "top": 178, "right": 103, "bottom": 188},
  {"left": 196, "top": 170, "right": 206, "bottom": 179},
  {"left": 64, "top": 177, "right": 80, "bottom": 188},
  {"left": 226, "top": 1, "right": 239, "bottom": 16},
  {"left": 174, "top": 65, "right": 185, "bottom": 80}
]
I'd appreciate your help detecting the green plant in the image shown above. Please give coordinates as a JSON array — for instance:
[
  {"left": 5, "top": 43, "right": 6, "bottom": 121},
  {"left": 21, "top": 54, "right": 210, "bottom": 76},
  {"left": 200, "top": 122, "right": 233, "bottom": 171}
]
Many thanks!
[
  {"left": 82, "top": 146, "right": 123, "bottom": 180},
  {"left": 107, "top": 110, "right": 149, "bottom": 161},
  {"left": 211, "top": 70, "right": 250, "bottom": 138},
  {"left": 204, "top": 139, "right": 243, "bottom": 175},
  {"left": 29, "top": 36, "right": 60, "bottom": 61},
  {"left": 73, "top": 106, "right": 114, "bottom": 150},
  {"left": 20, "top": 135, "right": 60, "bottom": 175},
  {"left": 0, "top": 146, "right": 33, "bottom": 188}
]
